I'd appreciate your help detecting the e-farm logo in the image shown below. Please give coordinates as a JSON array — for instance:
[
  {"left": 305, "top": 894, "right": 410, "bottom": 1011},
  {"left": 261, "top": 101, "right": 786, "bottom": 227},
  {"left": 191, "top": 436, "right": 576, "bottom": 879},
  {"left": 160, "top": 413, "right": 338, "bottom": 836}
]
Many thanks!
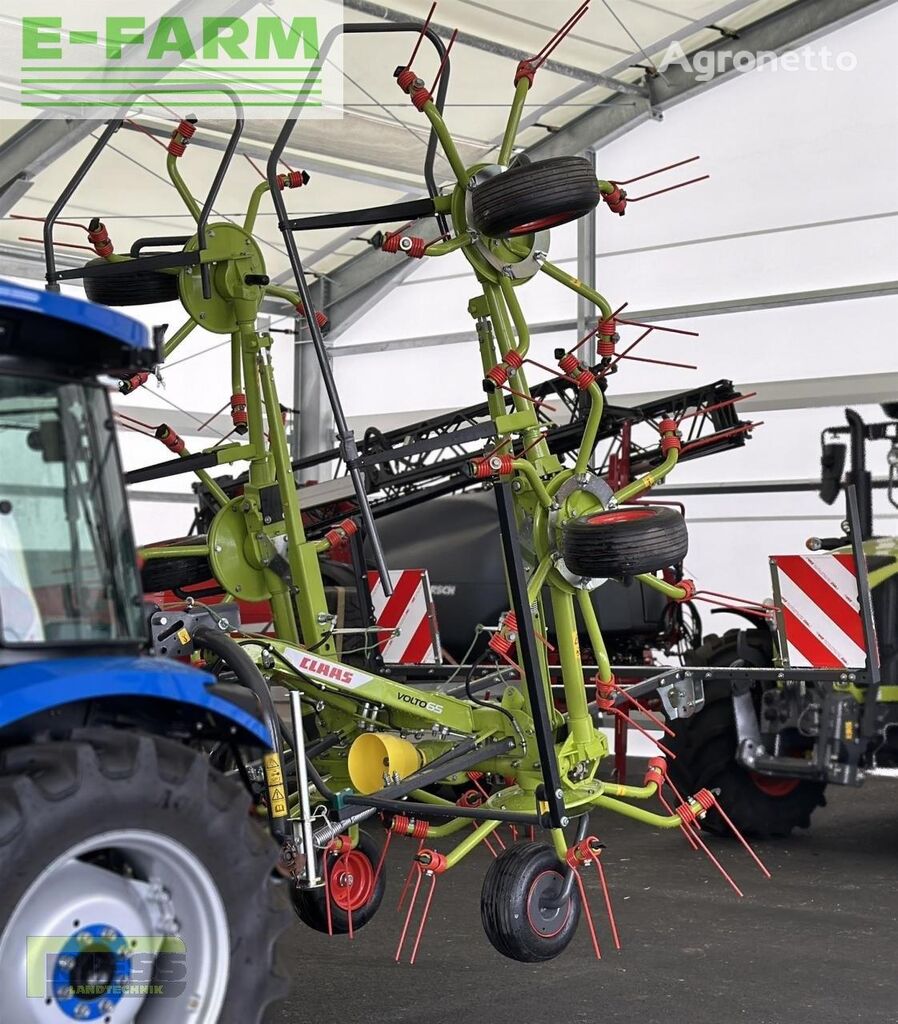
[{"left": 7, "top": 1, "right": 344, "bottom": 119}]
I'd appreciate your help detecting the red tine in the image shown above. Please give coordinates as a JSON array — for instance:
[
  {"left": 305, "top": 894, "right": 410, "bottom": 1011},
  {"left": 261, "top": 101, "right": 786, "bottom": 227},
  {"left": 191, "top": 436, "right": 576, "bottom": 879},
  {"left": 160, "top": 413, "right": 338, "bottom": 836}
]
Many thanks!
[
  {"left": 395, "top": 864, "right": 424, "bottom": 961},
  {"left": 397, "top": 839, "right": 425, "bottom": 911},
  {"left": 572, "top": 871, "right": 602, "bottom": 960},
  {"left": 594, "top": 857, "right": 621, "bottom": 950},
  {"left": 373, "top": 829, "right": 393, "bottom": 888},
  {"left": 612, "top": 683, "right": 675, "bottom": 738},
  {"left": 499, "top": 382, "right": 556, "bottom": 412},
  {"left": 409, "top": 873, "right": 439, "bottom": 964},
  {"left": 19, "top": 236, "right": 94, "bottom": 252},
  {"left": 406, "top": 2, "right": 437, "bottom": 68},
  {"left": 612, "top": 709, "right": 675, "bottom": 760},
  {"left": 710, "top": 795, "right": 772, "bottom": 879},
  {"left": 323, "top": 846, "right": 334, "bottom": 937},
  {"left": 243, "top": 152, "right": 266, "bottom": 179},
  {"left": 616, "top": 318, "right": 699, "bottom": 337},
  {"left": 628, "top": 175, "right": 711, "bottom": 203},
  {"left": 616, "top": 353, "right": 698, "bottom": 370},
  {"left": 531, "top": 2, "right": 590, "bottom": 66},
  {"left": 659, "top": 787, "right": 699, "bottom": 849},
  {"left": 613, "top": 155, "right": 701, "bottom": 186},
  {"left": 678, "top": 392, "right": 757, "bottom": 421},
  {"left": 430, "top": 28, "right": 457, "bottom": 93},
  {"left": 11, "top": 213, "right": 89, "bottom": 232},
  {"left": 681, "top": 422, "right": 761, "bottom": 454},
  {"left": 687, "top": 826, "right": 744, "bottom": 898},
  {"left": 695, "top": 589, "right": 772, "bottom": 611}
]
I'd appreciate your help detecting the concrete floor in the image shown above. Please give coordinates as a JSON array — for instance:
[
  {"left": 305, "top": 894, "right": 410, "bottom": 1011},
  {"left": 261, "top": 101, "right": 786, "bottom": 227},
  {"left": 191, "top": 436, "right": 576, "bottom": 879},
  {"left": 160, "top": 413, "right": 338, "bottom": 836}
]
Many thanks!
[{"left": 271, "top": 777, "right": 897, "bottom": 1024}]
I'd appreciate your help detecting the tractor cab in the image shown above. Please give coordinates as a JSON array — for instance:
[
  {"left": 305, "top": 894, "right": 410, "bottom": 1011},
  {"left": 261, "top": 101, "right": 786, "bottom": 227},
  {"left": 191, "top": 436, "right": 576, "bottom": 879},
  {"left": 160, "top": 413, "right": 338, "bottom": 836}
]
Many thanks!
[{"left": 0, "top": 279, "right": 156, "bottom": 658}]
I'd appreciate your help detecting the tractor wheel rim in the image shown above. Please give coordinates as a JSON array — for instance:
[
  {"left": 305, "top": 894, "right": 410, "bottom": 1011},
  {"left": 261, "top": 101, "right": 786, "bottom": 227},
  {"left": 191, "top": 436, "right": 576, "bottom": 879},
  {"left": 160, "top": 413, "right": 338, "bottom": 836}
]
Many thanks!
[
  {"left": 586, "top": 509, "right": 655, "bottom": 526},
  {"left": 525, "top": 870, "right": 570, "bottom": 938},
  {"left": 508, "top": 212, "right": 574, "bottom": 236},
  {"left": 749, "top": 772, "right": 801, "bottom": 797},
  {"left": 330, "top": 850, "right": 375, "bottom": 912},
  {"left": 0, "top": 829, "right": 229, "bottom": 1024}
]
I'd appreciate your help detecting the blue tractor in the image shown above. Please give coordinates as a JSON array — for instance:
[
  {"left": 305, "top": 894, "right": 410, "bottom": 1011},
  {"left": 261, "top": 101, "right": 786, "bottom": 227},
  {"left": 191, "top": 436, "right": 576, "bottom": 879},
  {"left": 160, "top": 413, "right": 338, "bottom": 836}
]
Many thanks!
[{"left": 0, "top": 279, "right": 287, "bottom": 1023}]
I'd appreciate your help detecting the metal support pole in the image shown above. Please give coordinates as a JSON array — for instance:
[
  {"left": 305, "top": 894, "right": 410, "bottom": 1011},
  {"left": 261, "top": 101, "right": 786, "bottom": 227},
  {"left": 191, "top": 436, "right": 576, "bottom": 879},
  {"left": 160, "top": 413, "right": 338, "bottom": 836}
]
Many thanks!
[
  {"left": 289, "top": 689, "right": 321, "bottom": 886},
  {"left": 575, "top": 148, "right": 597, "bottom": 365},
  {"left": 293, "top": 327, "right": 335, "bottom": 483},
  {"left": 846, "top": 485, "right": 882, "bottom": 738},
  {"left": 493, "top": 481, "right": 566, "bottom": 828}
]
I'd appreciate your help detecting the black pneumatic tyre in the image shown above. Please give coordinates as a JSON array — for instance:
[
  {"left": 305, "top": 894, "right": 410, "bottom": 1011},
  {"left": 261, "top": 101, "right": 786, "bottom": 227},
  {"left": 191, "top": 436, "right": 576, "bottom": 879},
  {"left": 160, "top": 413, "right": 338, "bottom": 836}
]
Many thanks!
[
  {"left": 481, "top": 842, "right": 581, "bottom": 963},
  {"left": 83, "top": 257, "right": 180, "bottom": 306},
  {"left": 561, "top": 505, "right": 688, "bottom": 579},
  {"left": 470, "top": 156, "right": 601, "bottom": 238},
  {"left": 667, "top": 630, "right": 827, "bottom": 838},
  {"left": 0, "top": 730, "right": 289, "bottom": 1024},
  {"left": 141, "top": 535, "right": 214, "bottom": 592},
  {"left": 291, "top": 830, "right": 386, "bottom": 934}
]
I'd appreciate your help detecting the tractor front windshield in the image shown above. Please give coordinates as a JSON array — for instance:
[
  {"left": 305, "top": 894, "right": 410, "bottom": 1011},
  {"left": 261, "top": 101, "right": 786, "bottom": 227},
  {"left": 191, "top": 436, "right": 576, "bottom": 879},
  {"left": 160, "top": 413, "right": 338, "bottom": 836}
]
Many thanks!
[{"left": 0, "top": 372, "right": 145, "bottom": 647}]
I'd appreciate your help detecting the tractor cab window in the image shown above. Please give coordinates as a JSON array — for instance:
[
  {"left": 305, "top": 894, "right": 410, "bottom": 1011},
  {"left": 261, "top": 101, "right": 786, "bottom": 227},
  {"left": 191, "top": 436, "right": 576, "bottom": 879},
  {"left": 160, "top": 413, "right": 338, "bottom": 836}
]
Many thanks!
[{"left": 0, "top": 374, "right": 145, "bottom": 646}]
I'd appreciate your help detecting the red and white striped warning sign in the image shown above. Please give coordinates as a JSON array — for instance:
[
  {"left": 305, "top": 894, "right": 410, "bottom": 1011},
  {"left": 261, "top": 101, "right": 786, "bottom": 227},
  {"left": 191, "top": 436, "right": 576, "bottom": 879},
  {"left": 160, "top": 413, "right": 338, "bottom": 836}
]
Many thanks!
[
  {"left": 770, "top": 553, "right": 873, "bottom": 668},
  {"left": 367, "top": 569, "right": 441, "bottom": 665}
]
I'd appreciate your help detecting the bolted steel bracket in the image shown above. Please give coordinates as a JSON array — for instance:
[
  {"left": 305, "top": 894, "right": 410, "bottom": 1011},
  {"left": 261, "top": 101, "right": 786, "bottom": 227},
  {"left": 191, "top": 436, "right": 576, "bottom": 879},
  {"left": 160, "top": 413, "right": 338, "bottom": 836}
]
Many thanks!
[{"left": 657, "top": 671, "right": 705, "bottom": 719}]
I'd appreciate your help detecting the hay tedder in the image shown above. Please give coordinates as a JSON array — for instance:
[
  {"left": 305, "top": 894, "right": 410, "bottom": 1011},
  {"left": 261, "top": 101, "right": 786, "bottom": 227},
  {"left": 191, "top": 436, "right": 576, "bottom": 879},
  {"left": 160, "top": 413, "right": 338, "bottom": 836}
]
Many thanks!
[{"left": 18, "top": 5, "right": 810, "bottom": 984}]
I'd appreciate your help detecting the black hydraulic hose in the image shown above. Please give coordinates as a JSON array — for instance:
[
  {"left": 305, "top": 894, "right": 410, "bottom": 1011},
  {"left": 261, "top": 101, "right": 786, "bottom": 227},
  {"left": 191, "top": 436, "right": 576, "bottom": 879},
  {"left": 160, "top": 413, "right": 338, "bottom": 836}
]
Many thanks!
[
  {"left": 846, "top": 408, "right": 873, "bottom": 540},
  {"left": 44, "top": 120, "right": 123, "bottom": 289},
  {"left": 380, "top": 737, "right": 512, "bottom": 800},
  {"left": 193, "top": 625, "right": 288, "bottom": 840},
  {"left": 306, "top": 732, "right": 343, "bottom": 760},
  {"left": 193, "top": 625, "right": 283, "bottom": 754},
  {"left": 345, "top": 795, "right": 542, "bottom": 826}
]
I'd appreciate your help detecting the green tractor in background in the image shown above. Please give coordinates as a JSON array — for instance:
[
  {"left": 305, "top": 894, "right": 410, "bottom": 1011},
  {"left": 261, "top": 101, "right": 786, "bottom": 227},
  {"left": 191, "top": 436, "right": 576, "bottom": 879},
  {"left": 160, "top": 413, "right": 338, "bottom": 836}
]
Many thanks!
[{"left": 669, "top": 404, "right": 898, "bottom": 837}]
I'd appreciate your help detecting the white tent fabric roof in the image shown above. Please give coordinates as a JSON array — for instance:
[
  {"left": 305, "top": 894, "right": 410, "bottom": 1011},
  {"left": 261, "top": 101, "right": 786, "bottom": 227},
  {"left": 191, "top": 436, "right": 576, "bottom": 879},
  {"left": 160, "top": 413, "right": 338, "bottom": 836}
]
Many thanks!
[{"left": 0, "top": 0, "right": 797, "bottom": 284}]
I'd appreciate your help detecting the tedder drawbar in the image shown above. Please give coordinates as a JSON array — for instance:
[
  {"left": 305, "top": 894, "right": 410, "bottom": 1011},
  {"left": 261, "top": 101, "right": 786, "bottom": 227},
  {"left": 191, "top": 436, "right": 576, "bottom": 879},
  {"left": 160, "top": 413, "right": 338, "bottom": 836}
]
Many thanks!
[{"left": 33, "top": 4, "right": 881, "bottom": 969}]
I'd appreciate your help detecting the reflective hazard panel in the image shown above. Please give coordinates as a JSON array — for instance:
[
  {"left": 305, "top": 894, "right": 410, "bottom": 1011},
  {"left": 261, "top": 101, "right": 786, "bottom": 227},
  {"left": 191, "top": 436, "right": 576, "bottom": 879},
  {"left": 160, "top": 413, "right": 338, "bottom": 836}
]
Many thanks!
[
  {"left": 366, "top": 569, "right": 442, "bottom": 665},
  {"left": 769, "top": 553, "right": 874, "bottom": 669}
]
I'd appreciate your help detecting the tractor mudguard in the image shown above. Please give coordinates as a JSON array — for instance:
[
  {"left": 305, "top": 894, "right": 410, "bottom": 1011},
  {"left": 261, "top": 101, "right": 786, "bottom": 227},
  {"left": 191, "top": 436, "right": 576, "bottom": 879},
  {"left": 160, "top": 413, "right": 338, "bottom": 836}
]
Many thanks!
[{"left": 0, "top": 655, "right": 271, "bottom": 746}]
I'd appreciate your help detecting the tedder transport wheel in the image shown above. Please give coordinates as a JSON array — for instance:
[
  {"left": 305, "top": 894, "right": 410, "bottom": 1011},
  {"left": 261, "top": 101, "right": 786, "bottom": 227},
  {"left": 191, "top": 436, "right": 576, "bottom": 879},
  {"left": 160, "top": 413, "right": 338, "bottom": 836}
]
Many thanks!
[
  {"left": 481, "top": 842, "right": 581, "bottom": 963},
  {"left": 470, "top": 156, "right": 601, "bottom": 238},
  {"left": 82, "top": 258, "right": 180, "bottom": 306},
  {"left": 140, "top": 535, "right": 214, "bottom": 592},
  {"left": 291, "top": 830, "right": 386, "bottom": 934},
  {"left": 561, "top": 505, "right": 689, "bottom": 579},
  {"left": 0, "top": 730, "right": 289, "bottom": 1024},
  {"left": 667, "top": 629, "right": 827, "bottom": 838}
]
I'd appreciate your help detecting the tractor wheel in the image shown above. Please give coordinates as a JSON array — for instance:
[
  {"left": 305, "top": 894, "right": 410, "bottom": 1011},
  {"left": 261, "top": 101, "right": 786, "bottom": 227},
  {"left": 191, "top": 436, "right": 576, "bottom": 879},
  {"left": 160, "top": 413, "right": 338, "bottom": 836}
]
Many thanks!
[
  {"left": 470, "top": 156, "right": 601, "bottom": 238},
  {"left": 291, "top": 830, "right": 386, "bottom": 934},
  {"left": 667, "top": 629, "right": 827, "bottom": 838},
  {"left": 561, "top": 506, "right": 688, "bottom": 579},
  {"left": 83, "top": 258, "right": 180, "bottom": 306},
  {"left": 0, "top": 729, "right": 289, "bottom": 1023},
  {"left": 140, "top": 535, "right": 214, "bottom": 593},
  {"left": 481, "top": 842, "right": 581, "bottom": 963}
]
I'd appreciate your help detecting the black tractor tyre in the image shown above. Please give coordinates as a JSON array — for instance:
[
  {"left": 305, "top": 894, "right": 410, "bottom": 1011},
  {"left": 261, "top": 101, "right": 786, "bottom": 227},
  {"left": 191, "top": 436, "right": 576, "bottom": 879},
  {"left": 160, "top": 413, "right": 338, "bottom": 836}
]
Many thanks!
[
  {"left": 881, "top": 402, "right": 898, "bottom": 420},
  {"left": 667, "top": 629, "right": 827, "bottom": 838},
  {"left": 481, "top": 842, "right": 581, "bottom": 963},
  {"left": 470, "top": 156, "right": 601, "bottom": 238},
  {"left": 0, "top": 729, "right": 289, "bottom": 1023},
  {"left": 140, "top": 535, "right": 214, "bottom": 592},
  {"left": 83, "top": 258, "right": 180, "bottom": 306},
  {"left": 561, "top": 505, "right": 688, "bottom": 579},
  {"left": 291, "top": 829, "right": 386, "bottom": 934}
]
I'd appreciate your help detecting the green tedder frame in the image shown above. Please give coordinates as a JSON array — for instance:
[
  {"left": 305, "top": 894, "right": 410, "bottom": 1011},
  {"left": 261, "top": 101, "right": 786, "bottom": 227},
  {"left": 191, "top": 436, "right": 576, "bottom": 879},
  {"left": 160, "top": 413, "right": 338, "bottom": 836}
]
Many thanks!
[{"left": 40, "top": 10, "right": 771, "bottom": 962}]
